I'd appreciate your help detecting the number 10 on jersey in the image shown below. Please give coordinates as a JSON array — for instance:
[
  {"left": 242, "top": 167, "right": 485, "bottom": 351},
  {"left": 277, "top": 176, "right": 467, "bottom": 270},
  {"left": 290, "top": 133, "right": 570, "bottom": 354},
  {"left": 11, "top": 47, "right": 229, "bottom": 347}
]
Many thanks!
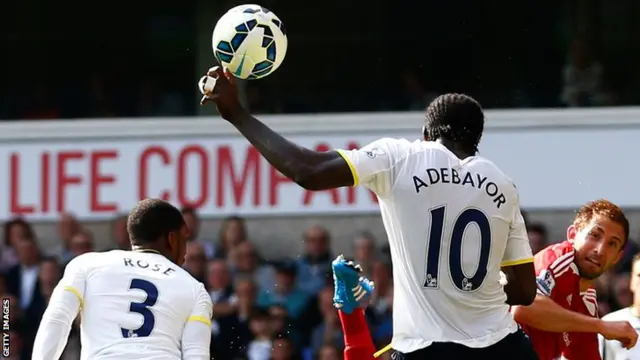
[{"left": 424, "top": 206, "right": 491, "bottom": 292}]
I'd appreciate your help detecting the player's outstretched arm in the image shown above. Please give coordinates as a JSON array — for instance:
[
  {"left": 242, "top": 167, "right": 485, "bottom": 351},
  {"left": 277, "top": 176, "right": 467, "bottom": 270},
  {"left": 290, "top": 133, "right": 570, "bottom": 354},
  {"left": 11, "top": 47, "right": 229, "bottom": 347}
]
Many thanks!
[
  {"left": 200, "top": 66, "right": 354, "bottom": 190},
  {"left": 181, "top": 285, "right": 213, "bottom": 360},
  {"left": 32, "top": 257, "right": 86, "bottom": 360}
]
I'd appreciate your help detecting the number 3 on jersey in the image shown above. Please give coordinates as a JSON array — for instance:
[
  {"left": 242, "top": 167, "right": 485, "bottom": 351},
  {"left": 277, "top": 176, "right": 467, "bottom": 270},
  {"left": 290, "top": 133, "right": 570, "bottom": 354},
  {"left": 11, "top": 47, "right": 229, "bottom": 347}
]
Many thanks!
[
  {"left": 424, "top": 206, "right": 491, "bottom": 292},
  {"left": 121, "top": 278, "right": 158, "bottom": 338}
]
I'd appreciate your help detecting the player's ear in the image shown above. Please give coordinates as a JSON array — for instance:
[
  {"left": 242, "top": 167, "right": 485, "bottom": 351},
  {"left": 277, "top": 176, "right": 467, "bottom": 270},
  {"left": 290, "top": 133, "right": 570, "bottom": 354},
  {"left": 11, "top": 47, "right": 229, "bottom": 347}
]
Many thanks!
[
  {"left": 422, "top": 125, "right": 429, "bottom": 141},
  {"left": 567, "top": 224, "right": 577, "bottom": 242}
]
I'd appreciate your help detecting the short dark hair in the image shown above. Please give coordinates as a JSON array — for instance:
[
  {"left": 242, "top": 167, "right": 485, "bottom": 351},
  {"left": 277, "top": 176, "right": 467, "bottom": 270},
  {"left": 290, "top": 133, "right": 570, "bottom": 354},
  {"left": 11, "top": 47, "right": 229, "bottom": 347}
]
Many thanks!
[
  {"left": 3, "top": 218, "right": 35, "bottom": 247},
  {"left": 127, "top": 199, "right": 185, "bottom": 246},
  {"left": 424, "top": 93, "right": 485, "bottom": 153}
]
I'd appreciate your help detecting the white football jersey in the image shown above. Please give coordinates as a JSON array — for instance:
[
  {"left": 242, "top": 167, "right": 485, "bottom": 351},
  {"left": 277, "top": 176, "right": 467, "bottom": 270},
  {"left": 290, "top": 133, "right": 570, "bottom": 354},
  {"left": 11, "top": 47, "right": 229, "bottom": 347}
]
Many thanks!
[
  {"left": 599, "top": 308, "right": 640, "bottom": 360},
  {"left": 55, "top": 250, "right": 211, "bottom": 360},
  {"left": 337, "top": 138, "right": 533, "bottom": 352}
]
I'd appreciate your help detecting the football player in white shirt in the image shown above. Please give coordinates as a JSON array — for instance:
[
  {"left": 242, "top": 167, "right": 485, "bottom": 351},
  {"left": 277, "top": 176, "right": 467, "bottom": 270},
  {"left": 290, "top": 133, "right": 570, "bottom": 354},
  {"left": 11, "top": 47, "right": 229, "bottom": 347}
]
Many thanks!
[
  {"left": 201, "top": 67, "right": 538, "bottom": 359},
  {"left": 600, "top": 253, "right": 640, "bottom": 360},
  {"left": 32, "top": 199, "right": 212, "bottom": 360}
]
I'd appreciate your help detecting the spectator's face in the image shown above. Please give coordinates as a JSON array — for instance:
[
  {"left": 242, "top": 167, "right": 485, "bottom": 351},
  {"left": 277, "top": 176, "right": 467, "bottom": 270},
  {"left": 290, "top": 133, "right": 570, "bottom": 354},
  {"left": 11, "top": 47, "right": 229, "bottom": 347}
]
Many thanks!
[
  {"left": 249, "top": 317, "right": 270, "bottom": 337},
  {"left": 527, "top": 231, "right": 546, "bottom": 255},
  {"left": 274, "top": 271, "right": 294, "bottom": 291},
  {"left": 354, "top": 237, "right": 374, "bottom": 262},
  {"left": 222, "top": 219, "right": 245, "bottom": 249},
  {"left": 112, "top": 216, "right": 129, "bottom": 249},
  {"left": 569, "top": 216, "right": 624, "bottom": 280},
  {"left": 319, "top": 346, "right": 341, "bottom": 360},
  {"left": 304, "top": 226, "right": 328, "bottom": 257},
  {"left": 39, "top": 260, "right": 61, "bottom": 285},
  {"left": 70, "top": 233, "right": 94, "bottom": 256},
  {"left": 233, "top": 241, "right": 257, "bottom": 272},
  {"left": 318, "top": 287, "right": 335, "bottom": 316},
  {"left": 631, "top": 260, "right": 640, "bottom": 305},
  {"left": 8, "top": 224, "right": 30, "bottom": 248},
  {"left": 183, "top": 213, "right": 199, "bottom": 240},
  {"left": 58, "top": 214, "right": 79, "bottom": 243},
  {"left": 269, "top": 306, "right": 288, "bottom": 333},
  {"left": 185, "top": 243, "right": 206, "bottom": 276},
  {"left": 206, "top": 260, "right": 230, "bottom": 290},
  {"left": 235, "top": 279, "right": 257, "bottom": 306},
  {"left": 271, "top": 338, "right": 293, "bottom": 360},
  {"left": 15, "top": 237, "right": 39, "bottom": 265}
]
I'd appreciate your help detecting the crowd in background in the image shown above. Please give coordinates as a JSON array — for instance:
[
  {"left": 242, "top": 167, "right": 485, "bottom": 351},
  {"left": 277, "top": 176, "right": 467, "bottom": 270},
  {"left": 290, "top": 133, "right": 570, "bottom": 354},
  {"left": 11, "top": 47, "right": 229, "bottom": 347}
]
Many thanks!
[{"left": 1, "top": 208, "right": 639, "bottom": 360}]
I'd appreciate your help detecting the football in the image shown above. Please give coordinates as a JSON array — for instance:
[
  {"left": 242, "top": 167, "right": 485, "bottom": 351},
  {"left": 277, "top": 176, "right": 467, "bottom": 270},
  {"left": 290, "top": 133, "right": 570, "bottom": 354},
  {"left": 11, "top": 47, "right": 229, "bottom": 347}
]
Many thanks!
[{"left": 211, "top": 4, "right": 287, "bottom": 80}]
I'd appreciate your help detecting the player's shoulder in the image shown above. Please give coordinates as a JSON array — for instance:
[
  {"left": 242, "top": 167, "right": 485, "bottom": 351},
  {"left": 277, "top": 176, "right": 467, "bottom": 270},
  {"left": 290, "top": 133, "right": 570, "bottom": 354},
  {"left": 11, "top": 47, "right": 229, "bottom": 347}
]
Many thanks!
[
  {"left": 601, "top": 307, "right": 632, "bottom": 321},
  {"left": 466, "top": 155, "right": 517, "bottom": 187},
  {"left": 64, "top": 250, "right": 119, "bottom": 271},
  {"left": 535, "top": 241, "right": 576, "bottom": 273}
]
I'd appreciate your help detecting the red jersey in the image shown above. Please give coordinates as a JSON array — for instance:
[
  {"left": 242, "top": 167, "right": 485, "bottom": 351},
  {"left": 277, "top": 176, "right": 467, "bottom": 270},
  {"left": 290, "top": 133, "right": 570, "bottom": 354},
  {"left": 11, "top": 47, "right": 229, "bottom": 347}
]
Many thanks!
[{"left": 519, "top": 241, "right": 600, "bottom": 360}]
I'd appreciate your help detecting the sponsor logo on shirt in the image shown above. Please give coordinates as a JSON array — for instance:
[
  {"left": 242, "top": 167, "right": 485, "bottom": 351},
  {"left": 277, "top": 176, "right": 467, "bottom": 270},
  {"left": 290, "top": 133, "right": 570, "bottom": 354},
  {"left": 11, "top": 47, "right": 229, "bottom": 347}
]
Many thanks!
[
  {"left": 363, "top": 146, "right": 386, "bottom": 159},
  {"left": 536, "top": 269, "right": 555, "bottom": 296}
]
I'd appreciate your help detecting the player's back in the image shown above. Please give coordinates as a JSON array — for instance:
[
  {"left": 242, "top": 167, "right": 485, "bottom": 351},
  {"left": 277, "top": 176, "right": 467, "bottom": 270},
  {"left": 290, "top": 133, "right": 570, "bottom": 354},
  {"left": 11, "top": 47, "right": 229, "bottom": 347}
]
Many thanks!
[
  {"left": 376, "top": 140, "right": 526, "bottom": 351},
  {"left": 76, "top": 250, "right": 207, "bottom": 360}
]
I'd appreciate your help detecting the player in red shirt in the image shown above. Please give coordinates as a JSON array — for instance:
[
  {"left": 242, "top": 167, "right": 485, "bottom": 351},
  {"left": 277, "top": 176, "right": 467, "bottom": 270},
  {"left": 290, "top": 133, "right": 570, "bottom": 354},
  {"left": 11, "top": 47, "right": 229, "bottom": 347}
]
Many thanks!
[{"left": 512, "top": 199, "right": 638, "bottom": 360}]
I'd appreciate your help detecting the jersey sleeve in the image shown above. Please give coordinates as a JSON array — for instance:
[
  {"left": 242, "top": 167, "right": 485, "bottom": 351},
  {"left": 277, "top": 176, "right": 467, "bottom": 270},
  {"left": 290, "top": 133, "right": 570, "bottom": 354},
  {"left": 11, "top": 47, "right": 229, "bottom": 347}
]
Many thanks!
[
  {"left": 534, "top": 248, "right": 577, "bottom": 299},
  {"left": 32, "top": 256, "right": 87, "bottom": 360},
  {"left": 501, "top": 194, "right": 534, "bottom": 267},
  {"left": 181, "top": 284, "right": 213, "bottom": 360},
  {"left": 336, "top": 137, "right": 405, "bottom": 195}
]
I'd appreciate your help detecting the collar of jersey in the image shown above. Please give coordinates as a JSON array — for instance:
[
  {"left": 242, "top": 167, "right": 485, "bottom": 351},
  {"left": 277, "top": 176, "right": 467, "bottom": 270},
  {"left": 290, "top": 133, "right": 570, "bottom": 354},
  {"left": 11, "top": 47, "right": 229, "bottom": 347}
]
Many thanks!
[{"left": 131, "top": 247, "right": 161, "bottom": 255}]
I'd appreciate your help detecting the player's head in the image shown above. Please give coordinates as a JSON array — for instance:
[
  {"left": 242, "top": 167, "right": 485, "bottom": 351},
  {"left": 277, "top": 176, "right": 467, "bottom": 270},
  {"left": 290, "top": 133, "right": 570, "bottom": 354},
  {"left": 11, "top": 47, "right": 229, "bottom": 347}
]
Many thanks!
[
  {"left": 127, "top": 199, "right": 188, "bottom": 265},
  {"left": 568, "top": 199, "right": 629, "bottom": 280},
  {"left": 423, "top": 93, "right": 484, "bottom": 155}
]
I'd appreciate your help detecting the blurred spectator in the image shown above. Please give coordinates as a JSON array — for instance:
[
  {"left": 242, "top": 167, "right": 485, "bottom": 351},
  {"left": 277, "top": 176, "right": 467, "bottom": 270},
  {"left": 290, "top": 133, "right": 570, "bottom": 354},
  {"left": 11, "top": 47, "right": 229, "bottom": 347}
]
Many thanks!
[
  {"left": 229, "top": 241, "right": 275, "bottom": 292},
  {"left": 271, "top": 335, "right": 302, "bottom": 360},
  {"left": 527, "top": 222, "right": 549, "bottom": 255},
  {"left": 216, "top": 215, "right": 248, "bottom": 259},
  {"left": 184, "top": 241, "right": 207, "bottom": 283},
  {"left": 52, "top": 213, "right": 80, "bottom": 264},
  {"left": 560, "top": 37, "right": 612, "bottom": 107},
  {"left": 296, "top": 226, "right": 332, "bottom": 295},
  {"left": 611, "top": 272, "right": 633, "bottom": 309},
  {"left": 246, "top": 309, "right": 273, "bottom": 360},
  {"left": 5, "top": 330, "right": 23, "bottom": 360},
  {"left": 370, "top": 260, "right": 393, "bottom": 319},
  {"left": 6, "top": 236, "right": 44, "bottom": 358},
  {"left": 206, "top": 259, "right": 235, "bottom": 317},
  {"left": 353, "top": 232, "right": 378, "bottom": 279},
  {"left": 258, "top": 261, "right": 312, "bottom": 320},
  {"left": 110, "top": 214, "right": 131, "bottom": 250},
  {"left": 68, "top": 230, "right": 95, "bottom": 263},
  {"left": 1, "top": 218, "right": 35, "bottom": 273},
  {"left": 310, "top": 286, "right": 344, "bottom": 355},
  {"left": 317, "top": 344, "right": 343, "bottom": 360},
  {"left": 38, "top": 257, "right": 61, "bottom": 302},
  {"left": 182, "top": 207, "right": 215, "bottom": 258},
  {"left": 213, "top": 277, "right": 258, "bottom": 358}
]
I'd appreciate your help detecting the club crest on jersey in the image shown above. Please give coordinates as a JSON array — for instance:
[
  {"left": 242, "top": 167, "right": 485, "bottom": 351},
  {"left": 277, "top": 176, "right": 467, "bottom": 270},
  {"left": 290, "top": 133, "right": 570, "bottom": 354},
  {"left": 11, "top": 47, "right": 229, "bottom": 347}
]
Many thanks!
[
  {"left": 536, "top": 269, "right": 555, "bottom": 296},
  {"left": 363, "top": 147, "right": 386, "bottom": 159}
]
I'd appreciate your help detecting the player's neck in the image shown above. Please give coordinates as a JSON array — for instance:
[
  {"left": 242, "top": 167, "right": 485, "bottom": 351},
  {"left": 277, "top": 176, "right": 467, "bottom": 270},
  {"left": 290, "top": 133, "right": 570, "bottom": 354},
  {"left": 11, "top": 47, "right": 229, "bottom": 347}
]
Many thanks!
[
  {"left": 436, "top": 139, "right": 474, "bottom": 160},
  {"left": 578, "top": 277, "right": 593, "bottom": 291},
  {"left": 131, "top": 246, "right": 162, "bottom": 255}
]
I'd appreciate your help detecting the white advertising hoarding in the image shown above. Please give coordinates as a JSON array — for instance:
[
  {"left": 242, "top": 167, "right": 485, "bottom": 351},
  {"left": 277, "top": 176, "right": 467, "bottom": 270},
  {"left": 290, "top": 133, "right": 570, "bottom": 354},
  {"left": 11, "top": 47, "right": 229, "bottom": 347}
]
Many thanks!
[{"left": 2, "top": 107, "right": 640, "bottom": 220}]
